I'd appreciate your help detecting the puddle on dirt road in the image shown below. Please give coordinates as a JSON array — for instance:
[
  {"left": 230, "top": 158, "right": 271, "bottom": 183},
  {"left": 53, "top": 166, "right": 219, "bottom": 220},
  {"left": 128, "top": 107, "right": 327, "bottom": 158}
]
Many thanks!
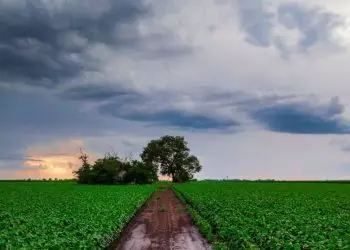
[
  {"left": 170, "top": 226, "right": 212, "bottom": 250},
  {"left": 114, "top": 189, "right": 212, "bottom": 250},
  {"left": 119, "top": 224, "right": 151, "bottom": 250},
  {"left": 118, "top": 223, "right": 211, "bottom": 250}
]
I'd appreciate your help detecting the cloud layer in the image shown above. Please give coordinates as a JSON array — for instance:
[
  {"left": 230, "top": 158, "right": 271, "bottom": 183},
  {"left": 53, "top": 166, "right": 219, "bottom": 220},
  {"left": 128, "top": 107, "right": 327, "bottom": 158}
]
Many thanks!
[{"left": 1, "top": 0, "right": 350, "bottom": 180}]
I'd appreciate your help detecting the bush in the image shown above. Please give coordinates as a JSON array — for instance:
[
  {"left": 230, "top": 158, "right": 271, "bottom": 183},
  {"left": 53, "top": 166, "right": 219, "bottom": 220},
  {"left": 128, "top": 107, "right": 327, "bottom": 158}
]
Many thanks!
[
  {"left": 123, "top": 167, "right": 150, "bottom": 184},
  {"left": 74, "top": 153, "right": 156, "bottom": 185}
]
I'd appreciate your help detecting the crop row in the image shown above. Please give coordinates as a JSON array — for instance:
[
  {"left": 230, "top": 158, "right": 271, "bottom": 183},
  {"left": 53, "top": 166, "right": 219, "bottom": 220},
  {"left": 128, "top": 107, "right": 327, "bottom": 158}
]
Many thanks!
[
  {"left": 174, "top": 181, "right": 350, "bottom": 250},
  {"left": 0, "top": 182, "right": 155, "bottom": 249}
]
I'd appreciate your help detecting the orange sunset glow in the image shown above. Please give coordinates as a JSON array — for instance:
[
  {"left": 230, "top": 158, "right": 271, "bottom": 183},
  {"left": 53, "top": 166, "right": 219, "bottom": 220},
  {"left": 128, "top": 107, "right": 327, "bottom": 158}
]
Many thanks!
[
  {"left": 21, "top": 154, "right": 80, "bottom": 179},
  {"left": 11, "top": 139, "right": 98, "bottom": 180}
]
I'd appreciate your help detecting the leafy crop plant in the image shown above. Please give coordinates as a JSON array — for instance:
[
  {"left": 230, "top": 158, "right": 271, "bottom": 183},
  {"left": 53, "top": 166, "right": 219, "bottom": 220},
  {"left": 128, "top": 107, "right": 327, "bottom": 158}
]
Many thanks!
[
  {"left": 0, "top": 181, "right": 155, "bottom": 249},
  {"left": 174, "top": 181, "right": 350, "bottom": 249}
]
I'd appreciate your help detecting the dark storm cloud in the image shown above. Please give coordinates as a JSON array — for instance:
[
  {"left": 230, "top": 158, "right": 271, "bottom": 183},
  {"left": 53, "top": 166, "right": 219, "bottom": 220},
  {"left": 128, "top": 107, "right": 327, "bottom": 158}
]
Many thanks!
[
  {"left": 0, "top": 0, "right": 194, "bottom": 87},
  {"left": 0, "top": 0, "right": 174, "bottom": 86},
  {"left": 120, "top": 110, "right": 238, "bottom": 130},
  {"left": 99, "top": 94, "right": 239, "bottom": 130},
  {"left": 203, "top": 91, "right": 350, "bottom": 134},
  {"left": 0, "top": 88, "right": 118, "bottom": 135},
  {"left": 98, "top": 90, "right": 350, "bottom": 133},
  {"left": 61, "top": 84, "right": 131, "bottom": 101},
  {"left": 250, "top": 97, "right": 350, "bottom": 134}
]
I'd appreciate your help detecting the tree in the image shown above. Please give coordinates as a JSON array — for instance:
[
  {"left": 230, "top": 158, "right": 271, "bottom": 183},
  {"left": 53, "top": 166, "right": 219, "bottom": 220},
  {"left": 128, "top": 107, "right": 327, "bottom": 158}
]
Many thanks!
[
  {"left": 74, "top": 151, "right": 93, "bottom": 184},
  {"left": 140, "top": 135, "right": 202, "bottom": 182}
]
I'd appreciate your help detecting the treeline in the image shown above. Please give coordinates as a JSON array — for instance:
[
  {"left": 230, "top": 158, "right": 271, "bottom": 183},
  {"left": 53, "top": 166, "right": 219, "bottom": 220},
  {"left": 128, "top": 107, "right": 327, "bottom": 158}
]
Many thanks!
[
  {"left": 75, "top": 153, "right": 157, "bottom": 185},
  {"left": 0, "top": 179, "right": 74, "bottom": 182},
  {"left": 74, "top": 135, "right": 202, "bottom": 185}
]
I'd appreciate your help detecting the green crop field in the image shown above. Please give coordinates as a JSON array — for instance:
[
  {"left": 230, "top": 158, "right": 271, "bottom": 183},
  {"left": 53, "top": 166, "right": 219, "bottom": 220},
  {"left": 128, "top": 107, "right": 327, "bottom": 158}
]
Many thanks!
[
  {"left": 174, "top": 181, "right": 350, "bottom": 250},
  {"left": 0, "top": 181, "right": 155, "bottom": 249}
]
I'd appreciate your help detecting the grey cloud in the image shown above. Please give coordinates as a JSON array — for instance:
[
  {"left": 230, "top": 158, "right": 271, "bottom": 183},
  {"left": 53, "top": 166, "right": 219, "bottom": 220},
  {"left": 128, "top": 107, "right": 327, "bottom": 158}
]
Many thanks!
[
  {"left": 0, "top": 0, "right": 192, "bottom": 87},
  {"left": 339, "top": 145, "right": 350, "bottom": 152},
  {"left": 0, "top": 0, "right": 196, "bottom": 88},
  {"left": 237, "top": 0, "right": 274, "bottom": 47},
  {"left": 201, "top": 90, "right": 350, "bottom": 134},
  {"left": 204, "top": 89, "right": 296, "bottom": 109},
  {"left": 96, "top": 88, "right": 350, "bottom": 135},
  {"left": 140, "top": 44, "right": 193, "bottom": 60},
  {"left": 98, "top": 92, "right": 239, "bottom": 131},
  {"left": 330, "top": 139, "right": 350, "bottom": 153},
  {"left": 247, "top": 96, "right": 350, "bottom": 134},
  {"left": 236, "top": 0, "right": 344, "bottom": 57},
  {"left": 0, "top": 86, "right": 152, "bottom": 172},
  {"left": 0, "top": 88, "right": 121, "bottom": 136},
  {"left": 277, "top": 2, "right": 343, "bottom": 52},
  {"left": 61, "top": 84, "right": 131, "bottom": 101},
  {"left": 0, "top": 0, "right": 148, "bottom": 85},
  {"left": 0, "top": 131, "right": 41, "bottom": 170},
  {"left": 326, "top": 97, "right": 344, "bottom": 117},
  {"left": 0, "top": 0, "right": 148, "bottom": 47},
  {"left": 0, "top": 41, "right": 86, "bottom": 84},
  {"left": 0, "top": 152, "right": 26, "bottom": 162}
]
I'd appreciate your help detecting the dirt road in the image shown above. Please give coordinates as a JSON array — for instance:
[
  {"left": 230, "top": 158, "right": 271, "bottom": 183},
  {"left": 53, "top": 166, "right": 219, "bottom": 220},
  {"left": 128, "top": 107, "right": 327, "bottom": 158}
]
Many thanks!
[{"left": 113, "top": 188, "right": 212, "bottom": 250}]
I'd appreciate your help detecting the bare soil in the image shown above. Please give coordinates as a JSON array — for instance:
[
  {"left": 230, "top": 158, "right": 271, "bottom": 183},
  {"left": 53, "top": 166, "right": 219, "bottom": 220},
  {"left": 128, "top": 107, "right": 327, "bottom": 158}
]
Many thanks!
[{"left": 112, "top": 188, "right": 212, "bottom": 250}]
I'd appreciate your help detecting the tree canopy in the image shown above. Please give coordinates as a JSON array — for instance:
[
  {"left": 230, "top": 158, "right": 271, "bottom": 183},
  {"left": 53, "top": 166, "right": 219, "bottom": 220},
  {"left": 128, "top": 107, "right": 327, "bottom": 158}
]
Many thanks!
[{"left": 141, "top": 135, "right": 202, "bottom": 182}]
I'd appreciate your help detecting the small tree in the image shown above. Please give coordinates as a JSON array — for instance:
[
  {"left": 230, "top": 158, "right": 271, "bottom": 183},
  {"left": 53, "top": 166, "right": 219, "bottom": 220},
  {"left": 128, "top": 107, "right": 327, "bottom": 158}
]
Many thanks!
[
  {"left": 141, "top": 135, "right": 202, "bottom": 182},
  {"left": 74, "top": 151, "right": 93, "bottom": 184}
]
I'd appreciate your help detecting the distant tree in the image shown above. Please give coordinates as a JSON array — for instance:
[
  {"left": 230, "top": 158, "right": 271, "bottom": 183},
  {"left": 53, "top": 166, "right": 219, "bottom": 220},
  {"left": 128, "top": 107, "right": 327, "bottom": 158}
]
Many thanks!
[{"left": 140, "top": 135, "right": 202, "bottom": 182}]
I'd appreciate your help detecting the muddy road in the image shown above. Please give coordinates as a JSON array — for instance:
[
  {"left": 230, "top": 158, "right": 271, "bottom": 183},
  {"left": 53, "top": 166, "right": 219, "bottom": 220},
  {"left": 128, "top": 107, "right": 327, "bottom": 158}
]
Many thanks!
[{"left": 113, "top": 188, "right": 212, "bottom": 250}]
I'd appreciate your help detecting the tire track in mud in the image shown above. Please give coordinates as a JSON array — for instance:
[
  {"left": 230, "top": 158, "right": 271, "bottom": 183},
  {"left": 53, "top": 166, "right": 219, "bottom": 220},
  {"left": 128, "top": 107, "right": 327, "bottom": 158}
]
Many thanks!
[{"left": 112, "top": 188, "right": 211, "bottom": 250}]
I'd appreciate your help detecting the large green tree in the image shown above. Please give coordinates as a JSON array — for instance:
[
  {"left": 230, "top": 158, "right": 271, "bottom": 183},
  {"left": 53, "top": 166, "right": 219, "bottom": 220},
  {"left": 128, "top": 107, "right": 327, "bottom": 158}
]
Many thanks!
[{"left": 140, "top": 135, "right": 202, "bottom": 182}]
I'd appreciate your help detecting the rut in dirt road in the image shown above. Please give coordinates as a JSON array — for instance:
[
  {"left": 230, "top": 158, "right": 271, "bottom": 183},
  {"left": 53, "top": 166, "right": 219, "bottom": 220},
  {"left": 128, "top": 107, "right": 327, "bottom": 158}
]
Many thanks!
[{"left": 113, "top": 188, "right": 212, "bottom": 250}]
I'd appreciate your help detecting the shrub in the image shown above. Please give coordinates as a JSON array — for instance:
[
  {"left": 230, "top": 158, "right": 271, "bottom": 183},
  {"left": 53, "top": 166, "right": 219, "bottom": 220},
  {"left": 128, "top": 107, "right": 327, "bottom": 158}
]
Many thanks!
[{"left": 74, "top": 153, "right": 156, "bottom": 185}]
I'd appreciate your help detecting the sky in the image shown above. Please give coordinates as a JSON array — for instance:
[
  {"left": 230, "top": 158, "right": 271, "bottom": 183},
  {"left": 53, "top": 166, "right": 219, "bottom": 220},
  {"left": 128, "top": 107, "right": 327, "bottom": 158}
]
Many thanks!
[{"left": 1, "top": 0, "right": 350, "bottom": 180}]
